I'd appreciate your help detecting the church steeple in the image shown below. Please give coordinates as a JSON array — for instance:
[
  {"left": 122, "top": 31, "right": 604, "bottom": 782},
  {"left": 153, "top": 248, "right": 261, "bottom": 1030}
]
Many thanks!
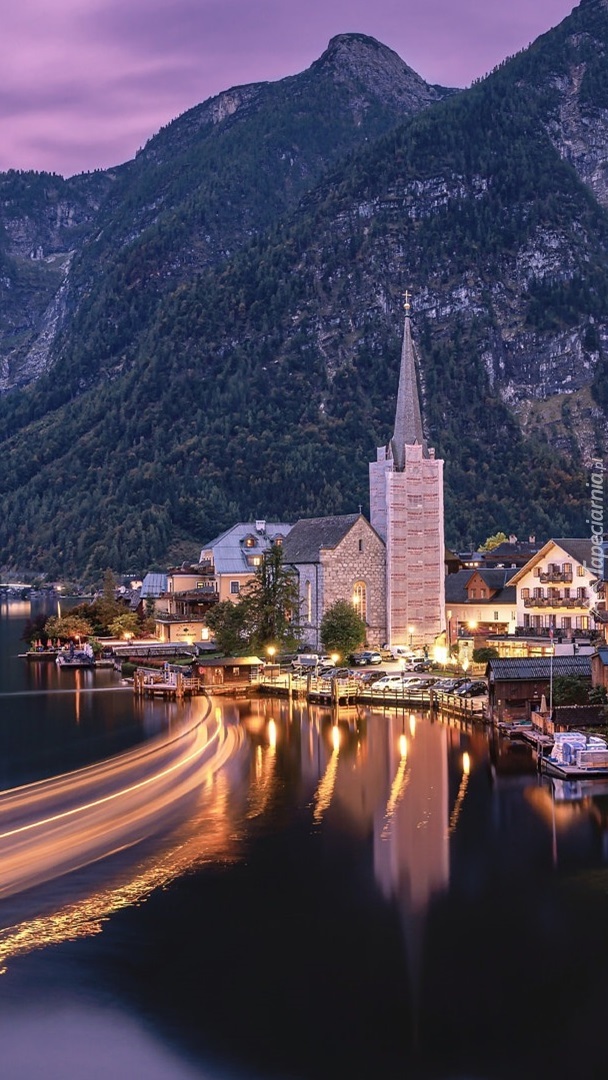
[{"left": 390, "top": 292, "right": 426, "bottom": 470}]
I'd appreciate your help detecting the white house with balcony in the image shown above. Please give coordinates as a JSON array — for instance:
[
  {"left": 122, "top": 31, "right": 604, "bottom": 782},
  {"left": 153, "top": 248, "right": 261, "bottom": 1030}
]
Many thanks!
[{"left": 508, "top": 539, "right": 601, "bottom": 638}]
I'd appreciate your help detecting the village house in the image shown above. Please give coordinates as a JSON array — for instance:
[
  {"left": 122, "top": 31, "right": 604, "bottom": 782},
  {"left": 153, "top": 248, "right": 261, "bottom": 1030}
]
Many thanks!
[
  {"left": 508, "top": 539, "right": 602, "bottom": 638},
  {"left": 486, "top": 654, "right": 592, "bottom": 724},
  {"left": 445, "top": 567, "right": 517, "bottom": 647}
]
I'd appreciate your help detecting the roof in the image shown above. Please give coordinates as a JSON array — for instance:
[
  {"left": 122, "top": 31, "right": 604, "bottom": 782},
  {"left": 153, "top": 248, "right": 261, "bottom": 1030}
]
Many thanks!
[
  {"left": 391, "top": 312, "right": 427, "bottom": 467},
  {"left": 444, "top": 568, "right": 516, "bottom": 605},
  {"left": 487, "top": 656, "right": 592, "bottom": 680},
  {"left": 282, "top": 514, "right": 367, "bottom": 564},
  {"left": 483, "top": 540, "right": 542, "bottom": 563},
  {"left": 199, "top": 521, "right": 293, "bottom": 575},
  {"left": 196, "top": 656, "right": 263, "bottom": 667},
  {"left": 509, "top": 539, "right": 607, "bottom": 585},
  {"left": 141, "top": 572, "right": 168, "bottom": 598}
]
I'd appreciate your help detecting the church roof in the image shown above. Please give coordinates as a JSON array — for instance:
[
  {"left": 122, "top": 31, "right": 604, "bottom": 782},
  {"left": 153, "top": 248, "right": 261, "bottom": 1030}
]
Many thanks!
[
  {"left": 281, "top": 514, "right": 363, "bottom": 563},
  {"left": 391, "top": 307, "right": 426, "bottom": 469}
]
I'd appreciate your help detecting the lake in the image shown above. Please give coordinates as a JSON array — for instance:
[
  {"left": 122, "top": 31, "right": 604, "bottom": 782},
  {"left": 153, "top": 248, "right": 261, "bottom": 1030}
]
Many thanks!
[{"left": 1, "top": 599, "right": 608, "bottom": 1079}]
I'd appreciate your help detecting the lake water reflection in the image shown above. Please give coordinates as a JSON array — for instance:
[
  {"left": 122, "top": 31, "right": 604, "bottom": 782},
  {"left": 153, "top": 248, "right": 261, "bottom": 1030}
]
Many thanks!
[{"left": 2, "top": 602, "right": 608, "bottom": 1079}]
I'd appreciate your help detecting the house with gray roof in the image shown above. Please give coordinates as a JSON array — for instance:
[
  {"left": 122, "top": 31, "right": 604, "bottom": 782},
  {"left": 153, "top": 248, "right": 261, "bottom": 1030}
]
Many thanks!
[
  {"left": 199, "top": 520, "right": 293, "bottom": 603},
  {"left": 445, "top": 567, "right": 517, "bottom": 646},
  {"left": 486, "top": 654, "right": 592, "bottom": 723},
  {"left": 508, "top": 539, "right": 606, "bottom": 641}
]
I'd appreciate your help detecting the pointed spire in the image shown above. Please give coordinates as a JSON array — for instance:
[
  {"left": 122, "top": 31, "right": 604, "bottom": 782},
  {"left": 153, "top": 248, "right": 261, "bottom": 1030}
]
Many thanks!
[{"left": 390, "top": 292, "right": 426, "bottom": 470}]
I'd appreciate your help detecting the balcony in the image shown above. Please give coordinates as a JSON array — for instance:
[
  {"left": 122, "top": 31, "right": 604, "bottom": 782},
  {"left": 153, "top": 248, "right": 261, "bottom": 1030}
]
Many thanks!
[
  {"left": 539, "top": 571, "right": 573, "bottom": 584},
  {"left": 523, "top": 596, "right": 588, "bottom": 609}
]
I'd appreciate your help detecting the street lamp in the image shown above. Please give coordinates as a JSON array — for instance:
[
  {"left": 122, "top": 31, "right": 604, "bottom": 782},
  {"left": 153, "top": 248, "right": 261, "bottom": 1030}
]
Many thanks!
[{"left": 267, "top": 645, "right": 276, "bottom": 662}]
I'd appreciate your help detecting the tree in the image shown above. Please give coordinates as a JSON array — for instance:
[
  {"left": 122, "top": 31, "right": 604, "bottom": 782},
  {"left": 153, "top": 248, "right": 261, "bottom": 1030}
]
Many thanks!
[
  {"left": 205, "top": 600, "right": 249, "bottom": 656},
  {"left": 240, "top": 545, "right": 302, "bottom": 652},
  {"left": 319, "top": 599, "right": 366, "bottom": 659},
  {"left": 44, "top": 613, "right": 94, "bottom": 642},
  {"left": 551, "top": 675, "right": 590, "bottom": 705},
  {"left": 479, "top": 531, "right": 509, "bottom": 552},
  {"left": 108, "top": 612, "right": 141, "bottom": 638},
  {"left": 473, "top": 646, "right": 499, "bottom": 663}
]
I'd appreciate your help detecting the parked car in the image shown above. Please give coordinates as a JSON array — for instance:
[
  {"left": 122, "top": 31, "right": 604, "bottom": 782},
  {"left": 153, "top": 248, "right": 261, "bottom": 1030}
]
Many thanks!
[
  {"left": 359, "top": 670, "right": 388, "bottom": 686},
  {"left": 365, "top": 674, "right": 411, "bottom": 691},
  {"left": 455, "top": 681, "right": 487, "bottom": 697},
  {"left": 433, "top": 677, "right": 466, "bottom": 693},
  {"left": 350, "top": 650, "right": 382, "bottom": 665},
  {"left": 379, "top": 648, "right": 394, "bottom": 662}
]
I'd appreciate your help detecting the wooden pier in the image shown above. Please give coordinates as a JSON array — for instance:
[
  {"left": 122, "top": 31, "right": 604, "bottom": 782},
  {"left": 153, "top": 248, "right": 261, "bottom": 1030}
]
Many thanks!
[{"left": 133, "top": 667, "right": 203, "bottom": 699}]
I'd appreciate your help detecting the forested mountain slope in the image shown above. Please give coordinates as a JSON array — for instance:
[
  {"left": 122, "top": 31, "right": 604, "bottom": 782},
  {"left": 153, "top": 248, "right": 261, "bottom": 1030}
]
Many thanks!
[{"left": 0, "top": 3, "right": 606, "bottom": 581}]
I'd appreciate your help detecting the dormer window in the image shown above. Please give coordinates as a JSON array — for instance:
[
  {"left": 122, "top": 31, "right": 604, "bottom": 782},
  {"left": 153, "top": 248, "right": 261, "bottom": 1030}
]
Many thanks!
[
  {"left": 243, "top": 535, "right": 257, "bottom": 548},
  {"left": 274, "top": 536, "right": 284, "bottom": 547}
]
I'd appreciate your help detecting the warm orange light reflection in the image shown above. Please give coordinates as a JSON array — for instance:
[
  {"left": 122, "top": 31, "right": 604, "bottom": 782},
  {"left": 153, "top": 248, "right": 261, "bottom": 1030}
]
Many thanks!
[
  {"left": 0, "top": 699, "right": 242, "bottom": 901},
  {"left": 268, "top": 719, "right": 277, "bottom": 749},
  {"left": 409, "top": 714, "right": 417, "bottom": 738},
  {"left": 399, "top": 734, "right": 408, "bottom": 759},
  {"left": 332, "top": 724, "right": 340, "bottom": 751},
  {"left": 463, "top": 752, "right": 471, "bottom": 775}
]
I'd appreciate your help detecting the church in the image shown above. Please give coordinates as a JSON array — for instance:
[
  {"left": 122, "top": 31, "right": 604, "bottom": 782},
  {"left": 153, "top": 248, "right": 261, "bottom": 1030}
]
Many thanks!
[{"left": 281, "top": 296, "right": 446, "bottom": 652}]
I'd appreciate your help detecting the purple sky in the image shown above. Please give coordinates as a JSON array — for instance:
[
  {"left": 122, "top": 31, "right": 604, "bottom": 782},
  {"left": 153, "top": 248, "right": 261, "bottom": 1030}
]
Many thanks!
[{"left": 0, "top": 0, "right": 578, "bottom": 178}]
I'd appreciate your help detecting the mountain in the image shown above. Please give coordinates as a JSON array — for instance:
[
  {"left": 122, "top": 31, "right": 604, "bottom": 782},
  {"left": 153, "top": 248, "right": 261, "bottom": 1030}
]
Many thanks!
[
  {"left": 0, "top": 34, "right": 450, "bottom": 394},
  {"left": 0, "top": 5, "right": 605, "bottom": 582}
]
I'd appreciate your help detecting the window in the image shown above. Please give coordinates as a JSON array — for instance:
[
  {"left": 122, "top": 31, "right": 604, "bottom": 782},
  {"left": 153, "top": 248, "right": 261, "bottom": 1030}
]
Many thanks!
[
  {"left": 306, "top": 580, "right": 312, "bottom": 624},
  {"left": 243, "top": 535, "right": 256, "bottom": 548},
  {"left": 533, "top": 567, "right": 541, "bottom": 577},
  {"left": 230, "top": 581, "right": 240, "bottom": 595},
  {"left": 577, "top": 565, "right": 585, "bottom": 577},
  {"left": 561, "top": 616, "right": 571, "bottom": 630},
  {"left": 352, "top": 580, "right": 367, "bottom": 622},
  {"left": 358, "top": 538, "right": 364, "bottom": 552},
  {"left": 494, "top": 611, "right": 499, "bottom": 621},
  {"left": 521, "top": 588, "right": 530, "bottom": 599}
]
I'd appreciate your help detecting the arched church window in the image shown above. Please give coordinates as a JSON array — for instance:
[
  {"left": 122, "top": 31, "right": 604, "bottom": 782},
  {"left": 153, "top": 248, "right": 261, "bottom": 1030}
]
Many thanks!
[{"left": 352, "top": 581, "right": 367, "bottom": 622}]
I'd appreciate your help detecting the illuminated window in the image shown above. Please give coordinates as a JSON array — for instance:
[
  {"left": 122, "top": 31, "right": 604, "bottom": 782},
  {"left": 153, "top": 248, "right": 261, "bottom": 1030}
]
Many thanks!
[
  {"left": 577, "top": 565, "right": 585, "bottom": 577},
  {"left": 306, "top": 580, "right": 312, "bottom": 623},
  {"left": 352, "top": 580, "right": 367, "bottom": 621}
]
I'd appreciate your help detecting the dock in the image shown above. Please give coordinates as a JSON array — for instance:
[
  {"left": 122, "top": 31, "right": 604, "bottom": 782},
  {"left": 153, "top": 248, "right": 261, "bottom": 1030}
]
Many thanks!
[{"left": 133, "top": 667, "right": 204, "bottom": 699}]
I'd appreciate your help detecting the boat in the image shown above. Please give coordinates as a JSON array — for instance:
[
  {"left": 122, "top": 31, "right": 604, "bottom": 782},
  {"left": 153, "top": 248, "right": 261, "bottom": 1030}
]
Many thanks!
[
  {"left": 540, "top": 731, "right": 608, "bottom": 779},
  {"left": 56, "top": 643, "right": 95, "bottom": 669}
]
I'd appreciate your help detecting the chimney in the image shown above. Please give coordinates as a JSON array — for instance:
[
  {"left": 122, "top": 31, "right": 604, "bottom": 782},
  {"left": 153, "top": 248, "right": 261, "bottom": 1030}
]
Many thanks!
[
  {"left": 529, "top": 535, "right": 535, "bottom": 544},
  {"left": 255, "top": 520, "right": 266, "bottom": 534},
  {"left": 509, "top": 534, "right": 517, "bottom": 544}
]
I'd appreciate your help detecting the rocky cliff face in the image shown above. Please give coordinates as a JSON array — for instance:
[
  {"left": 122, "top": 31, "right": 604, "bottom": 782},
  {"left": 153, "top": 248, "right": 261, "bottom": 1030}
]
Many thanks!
[
  {"left": 0, "top": 10, "right": 607, "bottom": 575},
  {"left": 0, "top": 34, "right": 449, "bottom": 395}
]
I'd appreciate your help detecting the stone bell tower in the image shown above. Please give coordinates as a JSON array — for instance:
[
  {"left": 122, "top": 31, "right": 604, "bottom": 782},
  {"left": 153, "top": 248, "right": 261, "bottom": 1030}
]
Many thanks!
[{"left": 369, "top": 294, "right": 445, "bottom": 650}]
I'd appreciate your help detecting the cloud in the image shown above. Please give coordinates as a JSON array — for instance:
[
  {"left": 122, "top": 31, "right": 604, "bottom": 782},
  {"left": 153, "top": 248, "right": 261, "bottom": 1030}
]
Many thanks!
[{"left": 0, "top": 0, "right": 578, "bottom": 176}]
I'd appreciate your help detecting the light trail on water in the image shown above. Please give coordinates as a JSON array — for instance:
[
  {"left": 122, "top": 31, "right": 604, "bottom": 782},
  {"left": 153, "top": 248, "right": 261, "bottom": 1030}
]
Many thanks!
[{"left": 0, "top": 693, "right": 244, "bottom": 901}]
